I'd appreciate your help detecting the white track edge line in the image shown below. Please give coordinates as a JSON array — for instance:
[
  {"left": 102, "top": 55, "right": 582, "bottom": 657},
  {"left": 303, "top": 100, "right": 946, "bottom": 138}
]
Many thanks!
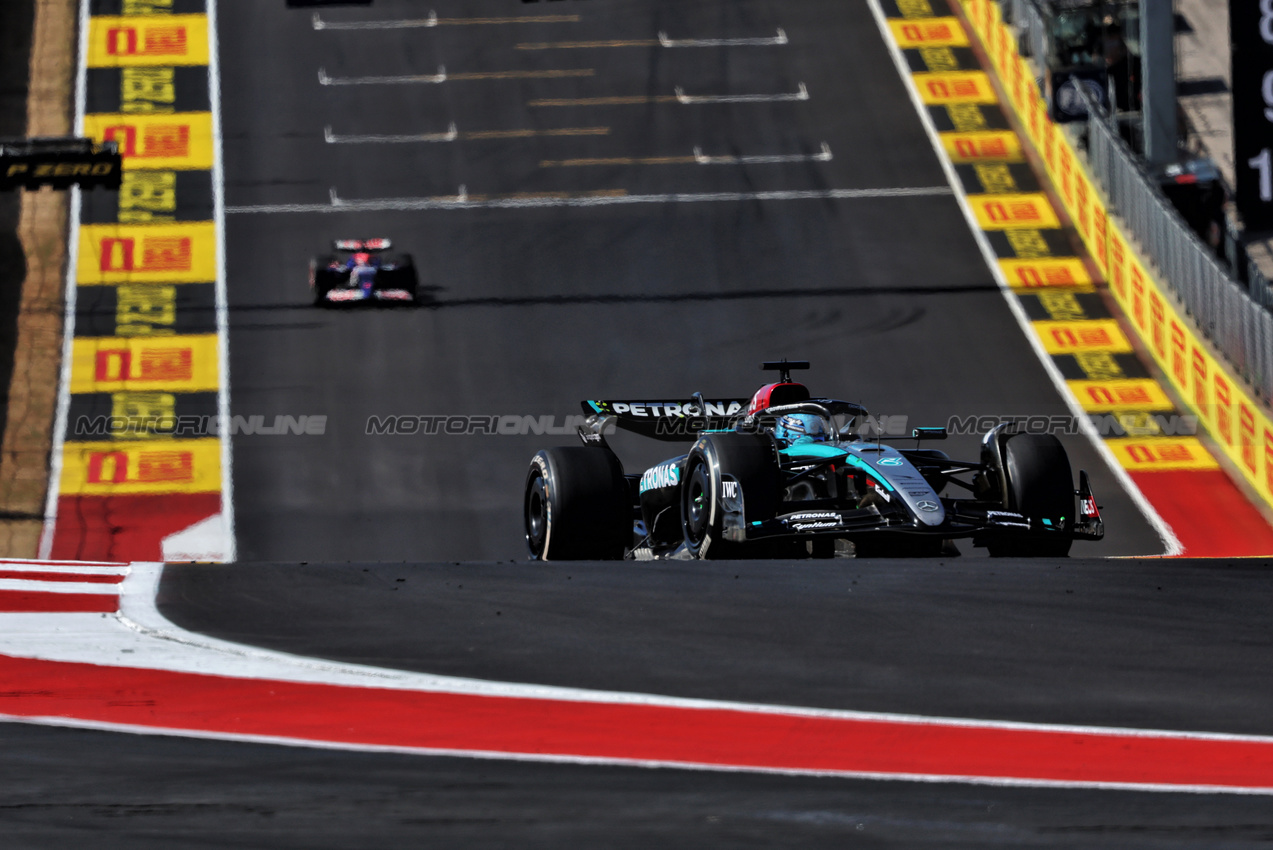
[
  {"left": 108, "top": 564, "right": 1273, "bottom": 744},
  {"left": 864, "top": 0, "right": 1181, "bottom": 555},
  {"left": 207, "top": 0, "right": 236, "bottom": 562},
  {"left": 1, "top": 714, "right": 1269, "bottom": 794}
]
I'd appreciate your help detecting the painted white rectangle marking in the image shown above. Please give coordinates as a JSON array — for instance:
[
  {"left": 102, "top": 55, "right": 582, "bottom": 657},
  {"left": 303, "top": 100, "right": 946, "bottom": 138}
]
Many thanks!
[
  {"left": 693, "top": 142, "right": 831, "bottom": 165},
  {"left": 226, "top": 186, "right": 954, "bottom": 215},
  {"left": 659, "top": 28, "right": 787, "bottom": 47},
  {"left": 324, "top": 123, "right": 458, "bottom": 144},
  {"left": 675, "top": 83, "right": 809, "bottom": 104},
  {"left": 0, "top": 579, "right": 120, "bottom": 595}
]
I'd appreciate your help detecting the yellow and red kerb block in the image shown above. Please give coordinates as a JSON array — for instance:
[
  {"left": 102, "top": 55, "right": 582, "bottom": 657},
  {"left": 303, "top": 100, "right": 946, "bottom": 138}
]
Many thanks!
[
  {"left": 82, "top": 113, "right": 214, "bottom": 171},
  {"left": 71, "top": 335, "right": 219, "bottom": 393},
  {"left": 87, "top": 15, "right": 210, "bottom": 67},
  {"left": 59, "top": 439, "right": 222, "bottom": 496},
  {"left": 888, "top": 18, "right": 969, "bottom": 47},
  {"left": 1032, "top": 319, "right": 1133, "bottom": 354},
  {"left": 78, "top": 223, "right": 216, "bottom": 284},
  {"left": 1105, "top": 437, "right": 1221, "bottom": 472},
  {"left": 914, "top": 72, "right": 997, "bottom": 104},
  {"left": 940, "top": 131, "right": 1023, "bottom": 162},
  {"left": 969, "top": 193, "right": 1060, "bottom": 228},
  {"left": 1065, "top": 379, "right": 1174, "bottom": 412},
  {"left": 998, "top": 258, "right": 1092, "bottom": 289}
]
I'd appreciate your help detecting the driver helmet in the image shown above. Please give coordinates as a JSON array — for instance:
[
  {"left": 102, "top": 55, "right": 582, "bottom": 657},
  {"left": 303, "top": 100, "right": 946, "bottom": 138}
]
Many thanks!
[
  {"left": 774, "top": 413, "right": 829, "bottom": 445},
  {"left": 353, "top": 252, "right": 372, "bottom": 265}
]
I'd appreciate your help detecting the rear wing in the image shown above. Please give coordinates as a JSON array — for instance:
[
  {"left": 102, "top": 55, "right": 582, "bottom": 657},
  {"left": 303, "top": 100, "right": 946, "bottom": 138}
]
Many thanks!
[
  {"left": 581, "top": 399, "right": 747, "bottom": 441},
  {"left": 333, "top": 238, "right": 391, "bottom": 252}
]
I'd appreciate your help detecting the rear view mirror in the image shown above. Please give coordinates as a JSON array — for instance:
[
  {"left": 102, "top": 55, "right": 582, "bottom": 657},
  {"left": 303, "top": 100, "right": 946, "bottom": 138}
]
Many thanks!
[{"left": 912, "top": 427, "right": 948, "bottom": 441}]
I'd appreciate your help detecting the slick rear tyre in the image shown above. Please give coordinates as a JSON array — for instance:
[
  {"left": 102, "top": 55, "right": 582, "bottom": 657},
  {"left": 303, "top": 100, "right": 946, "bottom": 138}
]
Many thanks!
[
  {"left": 988, "top": 433, "right": 1074, "bottom": 557},
  {"left": 525, "top": 447, "right": 629, "bottom": 560},
  {"left": 682, "top": 432, "right": 780, "bottom": 560}
]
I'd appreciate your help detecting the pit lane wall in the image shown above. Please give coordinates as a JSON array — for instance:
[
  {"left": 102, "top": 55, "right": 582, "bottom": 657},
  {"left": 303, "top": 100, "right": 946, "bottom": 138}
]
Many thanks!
[
  {"left": 955, "top": 0, "right": 1273, "bottom": 518},
  {"left": 40, "top": 0, "right": 231, "bottom": 562}
]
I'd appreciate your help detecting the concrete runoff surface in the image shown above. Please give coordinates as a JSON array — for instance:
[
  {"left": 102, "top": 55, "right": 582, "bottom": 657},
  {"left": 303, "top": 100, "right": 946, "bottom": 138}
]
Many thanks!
[{"left": 218, "top": 0, "right": 1167, "bottom": 561}]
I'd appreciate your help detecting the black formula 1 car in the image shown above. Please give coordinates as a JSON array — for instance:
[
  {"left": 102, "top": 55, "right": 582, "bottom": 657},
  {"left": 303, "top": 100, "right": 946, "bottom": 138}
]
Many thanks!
[
  {"left": 524, "top": 361, "right": 1104, "bottom": 560},
  {"left": 309, "top": 239, "right": 418, "bottom": 305}
]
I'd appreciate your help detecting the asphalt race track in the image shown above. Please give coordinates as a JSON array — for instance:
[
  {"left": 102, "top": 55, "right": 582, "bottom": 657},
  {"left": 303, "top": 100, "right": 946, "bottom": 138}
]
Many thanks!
[
  {"left": 9, "top": 0, "right": 1273, "bottom": 846},
  {"left": 4, "top": 557, "right": 1273, "bottom": 849},
  {"left": 218, "top": 0, "right": 1165, "bottom": 561}
]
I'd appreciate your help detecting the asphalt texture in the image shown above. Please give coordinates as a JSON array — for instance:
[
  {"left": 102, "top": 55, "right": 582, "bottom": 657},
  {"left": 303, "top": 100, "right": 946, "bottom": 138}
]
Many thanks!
[
  {"left": 11, "top": 556, "right": 1273, "bottom": 849},
  {"left": 218, "top": 0, "right": 1166, "bottom": 561},
  {"left": 4, "top": 1, "right": 1260, "bottom": 845},
  {"left": 159, "top": 559, "right": 1273, "bottom": 737}
]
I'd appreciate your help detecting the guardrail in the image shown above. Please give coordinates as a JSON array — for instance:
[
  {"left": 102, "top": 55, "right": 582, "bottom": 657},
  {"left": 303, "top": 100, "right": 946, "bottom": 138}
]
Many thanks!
[
  {"left": 991, "top": 0, "right": 1273, "bottom": 401},
  {"left": 964, "top": 0, "right": 1273, "bottom": 514},
  {"left": 1080, "top": 93, "right": 1273, "bottom": 400}
]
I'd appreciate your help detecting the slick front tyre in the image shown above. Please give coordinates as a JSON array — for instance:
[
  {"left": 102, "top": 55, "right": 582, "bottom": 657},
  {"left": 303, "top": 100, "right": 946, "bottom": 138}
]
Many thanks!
[
  {"left": 988, "top": 433, "right": 1074, "bottom": 557},
  {"left": 525, "top": 447, "right": 629, "bottom": 560},
  {"left": 681, "top": 432, "right": 779, "bottom": 559}
]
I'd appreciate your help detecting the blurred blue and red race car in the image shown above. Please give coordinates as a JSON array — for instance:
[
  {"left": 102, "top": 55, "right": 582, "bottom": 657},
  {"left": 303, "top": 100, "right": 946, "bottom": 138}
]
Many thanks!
[{"left": 309, "top": 239, "right": 418, "bottom": 305}]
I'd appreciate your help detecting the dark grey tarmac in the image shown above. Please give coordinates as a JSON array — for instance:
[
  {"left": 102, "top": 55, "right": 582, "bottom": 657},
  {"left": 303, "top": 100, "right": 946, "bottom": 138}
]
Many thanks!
[{"left": 218, "top": 0, "right": 1167, "bottom": 560}]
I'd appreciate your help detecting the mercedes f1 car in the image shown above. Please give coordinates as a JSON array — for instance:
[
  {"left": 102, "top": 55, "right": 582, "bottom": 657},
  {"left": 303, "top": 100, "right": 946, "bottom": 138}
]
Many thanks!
[
  {"left": 524, "top": 361, "right": 1104, "bottom": 560},
  {"left": 309, "top": 239, "right": 418, "bottom": 305}
]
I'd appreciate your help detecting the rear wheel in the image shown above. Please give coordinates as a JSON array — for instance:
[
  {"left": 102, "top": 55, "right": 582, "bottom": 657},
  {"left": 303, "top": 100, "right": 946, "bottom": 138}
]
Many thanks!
[
  {"left": 988, "top": 433, "right": 1074, "bottom": 557},
  {"left": 682, "top": 432, "right": 779, "bottom": 559},
  {"left": 525, "top": 447, "right": 629, "bottom": 560}
]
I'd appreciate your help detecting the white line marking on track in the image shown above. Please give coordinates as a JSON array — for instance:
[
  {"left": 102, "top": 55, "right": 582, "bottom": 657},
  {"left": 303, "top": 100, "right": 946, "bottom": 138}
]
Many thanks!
[
  {"left": 518, "top": 30, "right": 788, "bottom": 50},
  {"left": 226, "top": 186, "right": 954, "bottom": 215},
  {"left": 314, "top": 10, "right": 437, "bottom": 29},
  {"left": 312, "top": 11, "right": 580, "bottom": 30},
  {"left": 0, "top": 560, "right": 126, "bottom": 568},
  {"left": 324, "top": 124, "right": 608, "bottom": 144},
  {"left": 4, "top": 712, "right": 1272, "bottom": 796},
  {"left": 659, "top": 28, "right": 787, "bottom": 48},
  {"left": 209, "top": 0, "right": 236, "bottom": 562},
  {"left": 318, "top": 67, "right": 595, "bottom": 86},
  {"left": 674, "top": 82, "right": 809, "bottom": 104},
  {"left": 324, "top": 123, "right": 458, "bottom": 144},
  {"left": 864, "top": 0, "right": 1181, "bottom": 555},
  {"left": 38, "top": 0, "right": 91, "bottom": 560},
  {"left": 319, "top": 66, "right": 446, "bottom": 86},
  {"left": 693, "top": 142, "right": 831, "bottom": 165},
  {"left": 0, "top": 579, "right": 120, "bottom": 595},
  {"left": 0, "top": 561, "right": 1269, "bottom": 794},
  {"left": 0, "top": 563, "right": 128, "bottom": 575}
]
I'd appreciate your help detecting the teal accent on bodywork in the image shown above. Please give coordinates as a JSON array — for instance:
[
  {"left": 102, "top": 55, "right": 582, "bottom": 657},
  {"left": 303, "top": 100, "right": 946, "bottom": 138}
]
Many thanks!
[
  {"left": 841, "top": 454, "right": 896, "bottom": 492},
  {"left": 779, "top": 444, "right": 847, "bottom": 459},
  {"left": 587, "top": 400, "right": 603, "bottom": 413}
]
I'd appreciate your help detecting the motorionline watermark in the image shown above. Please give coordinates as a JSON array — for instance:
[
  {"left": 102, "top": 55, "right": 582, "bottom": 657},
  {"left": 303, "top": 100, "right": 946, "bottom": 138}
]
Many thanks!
[
  {"left": 363, "top": 414, "right": 914, "bottom": 437},
  {"left": 944, "top": 413, "right": 1200, "bottom": 437},
  {"left": 74, "top": 414, "right": 328, "bottom": 437},
  {"left": 362, "top": 412, "right": 1200, "bottom": 438}
]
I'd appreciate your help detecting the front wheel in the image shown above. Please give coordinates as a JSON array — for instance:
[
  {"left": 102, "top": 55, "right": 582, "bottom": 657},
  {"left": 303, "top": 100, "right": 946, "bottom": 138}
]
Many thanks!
[
  {"left": 525, "top": 447, "right": 629, "bottom": 560},
  {"left": 987, "top": 433, "right": 1074, "bottom": 557},
  {"left": 681, "top": 432, "right": 779, "bottom": 559}
]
